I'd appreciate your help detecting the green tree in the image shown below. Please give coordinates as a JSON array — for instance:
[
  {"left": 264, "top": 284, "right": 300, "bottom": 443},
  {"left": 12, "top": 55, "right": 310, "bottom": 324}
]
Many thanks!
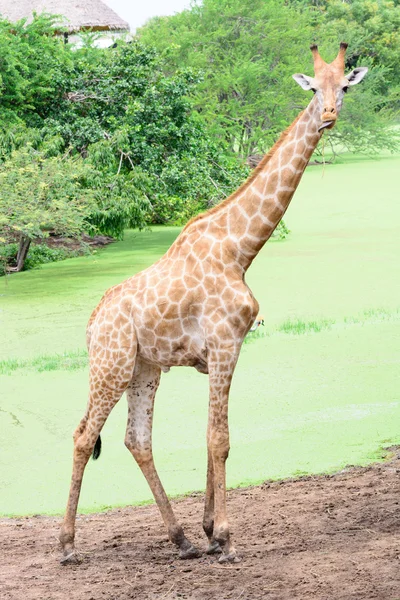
[
  {"left": 0, "top": 15, "right": 73, "bottom": 128},
  {"left": 0, "top": 22, "right": 249, "bottom": 240},
  {"left": 140, "top": 0, "right": 316, "bottom": 157},
  {"left": 0, "top": 147, "right": 96, "bottom": 271},
  {"left": 41, "top": 40, "right": 249, "bottom": 225},
  {"left": 300, "top": 0, "right": 400, "bottom": 156},
  {"left": 139, "top": 0, "right": 399, "bottom": 158}
]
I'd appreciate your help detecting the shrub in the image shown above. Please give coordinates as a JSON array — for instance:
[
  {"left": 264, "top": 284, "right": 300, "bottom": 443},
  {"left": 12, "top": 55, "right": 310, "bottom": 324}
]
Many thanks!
[{"left": 0, "top": 242, "right": 91, "bottom": 276}]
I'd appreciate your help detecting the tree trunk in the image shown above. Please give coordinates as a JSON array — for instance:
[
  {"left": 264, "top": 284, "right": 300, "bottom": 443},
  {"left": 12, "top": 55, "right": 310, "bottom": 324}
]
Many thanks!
[{"left": 7, "top": 235, "right": 31, "bottom": 272}]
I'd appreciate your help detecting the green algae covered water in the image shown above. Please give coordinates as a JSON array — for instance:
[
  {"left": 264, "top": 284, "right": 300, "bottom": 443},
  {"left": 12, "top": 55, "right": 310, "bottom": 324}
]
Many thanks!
[{"left": 0, "top": 157, "right": 399, "bottom": 516}]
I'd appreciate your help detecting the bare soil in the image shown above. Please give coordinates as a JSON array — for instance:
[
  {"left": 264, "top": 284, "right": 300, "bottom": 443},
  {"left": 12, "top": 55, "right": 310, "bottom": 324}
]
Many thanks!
[
  {"left": 45, "top": 234, "right": 115, "bottom": 251},
  {"left": 1, "top": 454, "right": 400, "bottom": 600}
]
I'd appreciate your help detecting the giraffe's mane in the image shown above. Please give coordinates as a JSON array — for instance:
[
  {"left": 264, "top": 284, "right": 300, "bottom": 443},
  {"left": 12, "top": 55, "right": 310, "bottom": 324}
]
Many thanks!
[{"left": 183, "top": 110, "right": 305, "bottom": 231}]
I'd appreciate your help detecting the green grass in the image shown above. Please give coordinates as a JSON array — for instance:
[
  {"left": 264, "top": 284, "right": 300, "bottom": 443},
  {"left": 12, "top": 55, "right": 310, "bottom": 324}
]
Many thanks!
[
  {"left": 0, "top": 350, "right": 88, "bottom": 375},
  {"left": 276, "top": 317, "right": 334, "bottom": 335},
  {"left": 0, "top": 156, "right": 400, "bottom": 516}
]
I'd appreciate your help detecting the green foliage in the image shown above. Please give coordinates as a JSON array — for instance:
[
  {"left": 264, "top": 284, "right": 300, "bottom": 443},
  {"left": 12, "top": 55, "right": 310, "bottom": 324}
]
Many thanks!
[
  {"left": 0, "top": 18, "right": 250, "bottom": 245},
  {"left": 41, "top": 39, "right": 249, "bottom": 227},
  {"left": 310, "top": 0, "right": 400, "bottom": 154},
  {"left": 0, "top": 15, "right": 72, "bottom": 128},
  {"left": 0, "top": 146, "right": 96, "bottom": 243},
  {"left": 139, "top": 0, "right": 400, "bottom": 157},
  {"left": 25, "top": 244, "right": 90, "bottom": 270},
  {"left": 0, "top": 242, "right": 18, "bottom": 275},
  {"left": 0, "top": 3, "right": 397, "bottom": 273},
  {"left": 140, "top": 0, "right": 315, "bottom": 156},
  {"left": 0, "top": 242, "right": 90, "bottom": 275},
  {"left": 273, "top": 219, "right": 290, "bottom": 240},
  {"left": 277, "top": 317, "right": 334, "bottom": 335},
  {"left": 0, "top": 15, "right": 295, "bottom": 260}
]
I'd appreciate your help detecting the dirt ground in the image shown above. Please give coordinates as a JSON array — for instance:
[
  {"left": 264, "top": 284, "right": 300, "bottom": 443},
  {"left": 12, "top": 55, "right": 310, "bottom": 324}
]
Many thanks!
[{"left": 1, "top": 453, "right": 400, "bottom": 600}]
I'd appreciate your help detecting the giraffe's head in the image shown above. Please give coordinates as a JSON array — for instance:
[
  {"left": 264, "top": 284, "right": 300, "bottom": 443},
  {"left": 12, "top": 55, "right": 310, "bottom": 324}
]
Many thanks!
[{"left": 292, "top": 43, "right": 368, "bottom": 131}]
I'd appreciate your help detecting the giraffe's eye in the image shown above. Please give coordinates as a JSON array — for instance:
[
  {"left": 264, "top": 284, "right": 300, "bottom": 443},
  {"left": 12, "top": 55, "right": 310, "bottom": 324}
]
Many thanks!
[
  {"left": 342, "top": 86, "right": 349, "bottom": 93},
  {"left": 311, "top": 87, "right": 317, "bottom": 94}
]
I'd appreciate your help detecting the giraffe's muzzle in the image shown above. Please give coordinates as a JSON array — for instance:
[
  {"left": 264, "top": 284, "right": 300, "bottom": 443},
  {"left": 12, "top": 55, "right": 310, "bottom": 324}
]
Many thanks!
[
  {"left": 319, "top": 108, "right": 337, "bottom": 131},
  {"left": 318, "top": 116, "right": 337, "bottom": 131}
]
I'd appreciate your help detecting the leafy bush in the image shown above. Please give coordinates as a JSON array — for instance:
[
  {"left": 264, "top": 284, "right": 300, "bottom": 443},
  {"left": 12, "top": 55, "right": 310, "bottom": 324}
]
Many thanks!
[
  {"left": 24, "top": 244, "right": 81, "bottom": 270},
  {"left": 150, "top": 195, "right": 204, "bottom": 225},
  {"left": 0, "top": 242, "right": 91, "bottom": 276},
  {"left": 0, "top": 145, "right": 97, "bottom": 270},
  {"left": 0, "top": 243, "right": 18, "bottom": 275},
  {"left": 0, "top": 15, "right": 72, "bottom": 129}
]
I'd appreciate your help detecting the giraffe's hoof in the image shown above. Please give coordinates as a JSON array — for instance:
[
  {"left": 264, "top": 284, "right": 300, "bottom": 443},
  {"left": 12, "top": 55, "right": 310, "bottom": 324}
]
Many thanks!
[
  {"left": 179, "top": 544, "right": 202, "bottom": 560},
  {"left": 218, "top": 550, "right": 241, "bottom": 564},
  {"left": 60, "top": 550, "right": 81, "bottom": 565},
  {"left": 206, "top": 540, "right": 222, "bottom": 555}
]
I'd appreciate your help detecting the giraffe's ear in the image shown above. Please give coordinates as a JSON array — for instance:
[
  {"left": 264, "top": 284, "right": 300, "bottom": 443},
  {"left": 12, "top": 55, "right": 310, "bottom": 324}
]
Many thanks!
[
  {"left": 345, "top": 67, "right": 368, "bottom": 86},
  {"left": 292, "top": 73, "right": 315, "bottom": 91}
]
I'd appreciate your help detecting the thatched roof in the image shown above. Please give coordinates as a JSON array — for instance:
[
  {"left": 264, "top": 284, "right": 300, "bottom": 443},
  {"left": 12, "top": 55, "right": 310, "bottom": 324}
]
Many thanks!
[{"left": 0, "top": 0, "right": 129, "bottom": 32}]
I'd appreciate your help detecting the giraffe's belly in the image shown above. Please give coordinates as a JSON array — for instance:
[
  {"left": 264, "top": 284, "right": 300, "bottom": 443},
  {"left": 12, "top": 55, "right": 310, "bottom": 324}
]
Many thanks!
[
  {"left": 137, "top": 334, "right": 208, "bottom": 373},
  {"left": 134, "top": 304, "right": 208, "bottom": 373}
]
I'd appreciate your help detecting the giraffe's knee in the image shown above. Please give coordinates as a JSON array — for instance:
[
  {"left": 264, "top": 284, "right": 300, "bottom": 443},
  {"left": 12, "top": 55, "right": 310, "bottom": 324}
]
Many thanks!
[
  {"left": 209, "top": 437, "right": 230, "bottom": 462},
  {"left": 72, "top": 418, "right": 92, "bottom": 460},
  {"left": 124, "top": 435, "right": 152, "bottom": 466},
  {"left": 73, "top": 415, "right": 88, "bottom": 442},
  {"left": 73, "top": 426, "right": 97, "bottom": 459}
]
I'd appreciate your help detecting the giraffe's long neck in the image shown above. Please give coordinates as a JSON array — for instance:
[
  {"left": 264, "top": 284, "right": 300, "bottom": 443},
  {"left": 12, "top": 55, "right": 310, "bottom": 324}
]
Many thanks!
[{"left": 216, "top": 96, "right": 322, "bottom": 272}]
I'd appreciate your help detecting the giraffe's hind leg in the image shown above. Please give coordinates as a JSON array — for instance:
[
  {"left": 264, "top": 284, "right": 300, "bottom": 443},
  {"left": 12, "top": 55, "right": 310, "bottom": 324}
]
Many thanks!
[
  {"left": 124, "top": 358, "right": 201, "bottom": 559},
  {"left": 60, "top": 317, "right": 137, "bottom": 564}
]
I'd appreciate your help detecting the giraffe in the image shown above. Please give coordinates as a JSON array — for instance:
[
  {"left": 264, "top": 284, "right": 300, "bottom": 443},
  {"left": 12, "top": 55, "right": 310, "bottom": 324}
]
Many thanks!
[{"left": 60, "top": 43, "right": 367, "bottom": 564}]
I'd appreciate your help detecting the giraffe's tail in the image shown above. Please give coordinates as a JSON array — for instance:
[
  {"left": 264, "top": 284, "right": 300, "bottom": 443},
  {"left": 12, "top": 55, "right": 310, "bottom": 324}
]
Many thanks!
[{"left": 92, "top": 435, "right": 102, "bottom": 460}]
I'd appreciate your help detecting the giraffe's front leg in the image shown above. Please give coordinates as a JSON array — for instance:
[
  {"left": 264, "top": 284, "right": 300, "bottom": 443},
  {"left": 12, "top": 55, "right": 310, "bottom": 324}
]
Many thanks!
[
  {"left": 207, "top": 348, "right": 241, "bottom": 563},
  {"left": 125, "top": 359, "right": 202, "bottom": 560},
  {"left": 203, "top": 448, "right": 222, "bottom": 555}
]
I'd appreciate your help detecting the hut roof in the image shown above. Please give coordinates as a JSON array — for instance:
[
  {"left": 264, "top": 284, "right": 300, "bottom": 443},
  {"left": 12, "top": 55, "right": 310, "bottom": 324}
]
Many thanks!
[{"left": 0, "top": 0, "right": 129, "bottom": 32}]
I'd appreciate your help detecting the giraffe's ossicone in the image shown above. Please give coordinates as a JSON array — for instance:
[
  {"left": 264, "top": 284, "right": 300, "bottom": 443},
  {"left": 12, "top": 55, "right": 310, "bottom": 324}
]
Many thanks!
[{"left": 60, "top": 43, "right": 367, "bottom": 565}]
